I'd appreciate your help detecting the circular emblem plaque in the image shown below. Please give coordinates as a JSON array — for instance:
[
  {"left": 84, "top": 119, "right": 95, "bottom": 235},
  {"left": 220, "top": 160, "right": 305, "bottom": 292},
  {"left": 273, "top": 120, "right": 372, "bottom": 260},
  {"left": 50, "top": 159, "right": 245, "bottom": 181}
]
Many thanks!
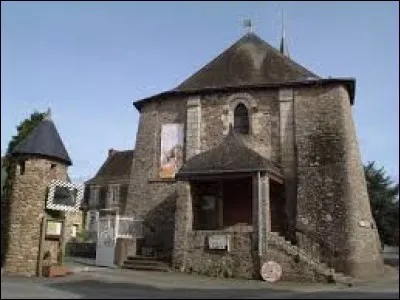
[{"left": 261, "top": 261, "right": 282, "bottom": 282}]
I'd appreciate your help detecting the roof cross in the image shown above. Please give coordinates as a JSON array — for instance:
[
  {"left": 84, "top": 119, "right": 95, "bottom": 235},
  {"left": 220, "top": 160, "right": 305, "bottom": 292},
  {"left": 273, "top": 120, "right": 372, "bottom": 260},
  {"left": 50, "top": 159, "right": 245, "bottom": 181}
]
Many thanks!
[{"left": 243, "top": 19, "right": 253, "bottom": 34}]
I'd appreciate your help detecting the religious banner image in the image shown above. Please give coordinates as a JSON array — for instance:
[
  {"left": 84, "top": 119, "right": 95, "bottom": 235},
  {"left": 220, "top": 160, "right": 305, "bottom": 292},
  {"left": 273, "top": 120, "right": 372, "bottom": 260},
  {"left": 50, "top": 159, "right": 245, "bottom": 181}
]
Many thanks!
[{"left": 159, "top": 124, "right": 184, "bottom": 178}]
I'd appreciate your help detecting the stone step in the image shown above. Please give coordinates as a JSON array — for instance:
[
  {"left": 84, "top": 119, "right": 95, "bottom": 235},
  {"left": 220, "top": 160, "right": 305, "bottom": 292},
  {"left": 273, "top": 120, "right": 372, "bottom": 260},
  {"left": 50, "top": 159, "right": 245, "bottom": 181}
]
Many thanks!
[
  {"left": 126, "top": 255, "right": 160, "bottom": 261},
  {"left": 123, "top": 259, "right": 167, "bottom": 267},
  {"left": 122, "top": 263, "right": 170, "bottom": 272},
  {"left": 270, "top": 232, "right": 356, "bottom": 285},
  {"left": 332, "top": 273, "right": 354, "bottom": 286}
]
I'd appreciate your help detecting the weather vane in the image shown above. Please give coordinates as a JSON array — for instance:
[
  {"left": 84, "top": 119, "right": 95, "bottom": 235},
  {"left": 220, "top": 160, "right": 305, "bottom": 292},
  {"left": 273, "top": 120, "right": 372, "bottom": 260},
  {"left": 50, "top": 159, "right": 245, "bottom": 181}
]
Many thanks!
[
  {"left": 243, "top": 19, "right": 253, "bottom": 34},
  {"left": 44, "top": 107, "right": 52, "bottom": 120}
]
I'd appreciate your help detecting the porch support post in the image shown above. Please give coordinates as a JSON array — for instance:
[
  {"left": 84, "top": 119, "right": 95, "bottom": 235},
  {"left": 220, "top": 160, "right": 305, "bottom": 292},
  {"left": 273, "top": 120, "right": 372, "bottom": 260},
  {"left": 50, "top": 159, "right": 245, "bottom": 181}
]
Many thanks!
[
  {"left": 218, "top": 180, "right": 223, "bottom": 229},
  {"left": 254, "top": 172, "right": 270, "bottom": 257},
  {"left": 261, "top": 174, "right": 271, "bottom": 235}
]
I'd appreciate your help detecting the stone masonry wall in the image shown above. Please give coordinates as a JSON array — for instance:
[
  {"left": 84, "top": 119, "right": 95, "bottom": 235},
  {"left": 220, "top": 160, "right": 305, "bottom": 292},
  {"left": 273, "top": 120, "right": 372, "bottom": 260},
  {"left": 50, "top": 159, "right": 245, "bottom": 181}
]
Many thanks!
[
  {"left": 183, "top": 231, "right": 256, "bottom": 279},
  {"left": 173, "top": 181, "right": 256, "bottom": 279},
  {"left": 279, "top": 88, "right": 297, "bottom": 239},
  {"left": 65, "top": 211, "right": 84, "bottom": 242},
  {"left": 4, "top": 157, "right": 68, "bottom": 276},
  {"left": 127, "top": 89, "right": 280, "bottom": 257},
  {"left": 126, "top": 97, "right": 187, "bottom": 259},
  {"left": 129, "top": 90, "right": 281, "bottom": 261},
  {"left": 200, "top": 90, "right": 280, "bottom": 162},
  {"left": 294, "top": 84, "right": 384, "bottom": 279}
]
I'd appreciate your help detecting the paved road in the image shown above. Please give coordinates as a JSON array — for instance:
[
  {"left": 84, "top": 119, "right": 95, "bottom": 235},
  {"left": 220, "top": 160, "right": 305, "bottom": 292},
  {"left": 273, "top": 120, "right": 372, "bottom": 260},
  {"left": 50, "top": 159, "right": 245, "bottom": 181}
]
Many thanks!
[{"left": 1, "top": 267, "right": 399, "bottom": 299}]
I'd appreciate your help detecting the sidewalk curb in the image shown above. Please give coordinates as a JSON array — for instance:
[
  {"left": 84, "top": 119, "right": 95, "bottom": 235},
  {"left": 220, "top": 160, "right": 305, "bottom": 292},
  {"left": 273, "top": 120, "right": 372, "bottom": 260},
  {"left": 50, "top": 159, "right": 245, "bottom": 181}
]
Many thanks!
[{"left": 70, "top": 266, "right": 105, "bottom": 273}]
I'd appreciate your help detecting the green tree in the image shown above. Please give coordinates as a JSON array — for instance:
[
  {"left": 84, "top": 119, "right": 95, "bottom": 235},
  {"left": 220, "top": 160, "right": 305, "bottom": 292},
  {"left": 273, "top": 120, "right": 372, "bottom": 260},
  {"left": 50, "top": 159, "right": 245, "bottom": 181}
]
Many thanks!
[
  {"left": 6, "top": 111, "right": 46, "bottom": 155},
  {"left": 364, "top": 161, "right": 399, "bottom": 246},
  {"left": 2, "top": 111, "right": 46, "bottom": 194}
]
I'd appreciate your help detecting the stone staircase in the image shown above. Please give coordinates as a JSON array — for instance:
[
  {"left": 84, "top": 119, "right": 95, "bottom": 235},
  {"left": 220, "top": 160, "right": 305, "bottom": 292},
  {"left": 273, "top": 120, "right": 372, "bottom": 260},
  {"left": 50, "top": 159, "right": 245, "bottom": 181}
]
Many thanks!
[
  {"left": 268, "top": 232, "right": 354, "bottom": 285},
  {"left": 122, "top": 255, "right": 171, "bottom": 272}
]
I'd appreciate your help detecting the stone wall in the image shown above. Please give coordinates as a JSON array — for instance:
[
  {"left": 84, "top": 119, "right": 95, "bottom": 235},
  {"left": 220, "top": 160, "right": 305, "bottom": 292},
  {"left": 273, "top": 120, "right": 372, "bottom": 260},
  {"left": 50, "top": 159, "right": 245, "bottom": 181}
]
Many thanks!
[
  {"left": 173, "top": 181, "right": 256, "bottom": 279},
  {"left": 4, "top": 157, "right": 68, "bottom": 276},
  {"left": 65, "top": 211, "right": 84, "bottom": 242},
  {"left": 279, "top": 88, "right": 297, "bottom": 239},
  {"left": 264, "top": 233, "right": 331, "bottom": 283},
  {"left": 183, "top": 231, "right": 256, "bottom": 279},
  {"left": 126, "top": 97, "right": 187, "bottom": 258},
  {"left": 200, "top": 90, "right": 280, "bottom": 161},
  {"left": 294, "top": 84, "right": 384, "bottom": 279}
]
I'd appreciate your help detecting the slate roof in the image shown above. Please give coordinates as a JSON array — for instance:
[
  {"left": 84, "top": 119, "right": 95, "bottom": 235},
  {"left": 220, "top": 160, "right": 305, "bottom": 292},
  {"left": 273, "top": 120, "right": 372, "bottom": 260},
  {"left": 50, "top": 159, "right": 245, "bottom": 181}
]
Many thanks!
[
  {"left": 175, "top": 33, "right": 319, "bottom": 91},
  {"left": 133, "top": 33, "right": 356, "bottom": 111},
  {"left": 176, "top": 127, "right": 282, "bottom": 179},
  {"left": 86, "top": 150, "right": 134, "bottom": 185},
  {"left": 11, "top": 119, "right": 72, "bottom": 166}
]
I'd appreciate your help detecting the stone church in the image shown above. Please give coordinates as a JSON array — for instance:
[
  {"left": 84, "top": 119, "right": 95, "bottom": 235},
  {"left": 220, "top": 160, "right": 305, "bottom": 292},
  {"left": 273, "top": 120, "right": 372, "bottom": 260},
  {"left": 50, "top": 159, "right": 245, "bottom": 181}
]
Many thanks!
[{"left": 123, "top": 31, "right": 383, "bottom": 282}]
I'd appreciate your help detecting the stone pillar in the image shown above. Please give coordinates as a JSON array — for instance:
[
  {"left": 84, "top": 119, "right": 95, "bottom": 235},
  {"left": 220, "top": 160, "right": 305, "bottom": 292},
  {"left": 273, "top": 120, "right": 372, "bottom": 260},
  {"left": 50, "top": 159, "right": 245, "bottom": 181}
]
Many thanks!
[
  {"left": 217, "top": 180, "right": 223, "bottom": 229},
  {"left": 172, "top": 182, "right": 193, "bottom": 271},
  {"left": 261, "top": 175, "right": 271, "bottom": 236},
  {"left": 186, "top": 97, "right": 201, "bottom": 160},
  {"left": 279, "top": 88, "right": 297, "bottom": 238},
  {"left": 252, "top": 174, "right": 259, "bottom": 236},
  {"left": 253, "top": 172, "right": 270, "bottom": 257}
]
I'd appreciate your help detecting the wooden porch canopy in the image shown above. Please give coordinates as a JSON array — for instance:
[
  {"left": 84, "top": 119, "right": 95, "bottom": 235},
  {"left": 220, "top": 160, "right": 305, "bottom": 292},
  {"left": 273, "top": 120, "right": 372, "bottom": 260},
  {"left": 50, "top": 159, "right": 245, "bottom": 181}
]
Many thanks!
[{"left": 176, "top": 127, "right": 284, "bottom": 183}]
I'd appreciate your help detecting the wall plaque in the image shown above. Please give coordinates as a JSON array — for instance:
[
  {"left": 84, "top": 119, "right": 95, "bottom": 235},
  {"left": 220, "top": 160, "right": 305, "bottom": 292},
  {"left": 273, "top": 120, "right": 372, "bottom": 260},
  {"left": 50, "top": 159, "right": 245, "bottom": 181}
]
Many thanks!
[
  {"left": 358, "top": 220, "right": 371, "bottom": 228},
  {"left": 208, "top": 235, "right": 230, "bottom": 251},
  {"left": 46, "top": 220, "right": 62, "bottom": 237}
]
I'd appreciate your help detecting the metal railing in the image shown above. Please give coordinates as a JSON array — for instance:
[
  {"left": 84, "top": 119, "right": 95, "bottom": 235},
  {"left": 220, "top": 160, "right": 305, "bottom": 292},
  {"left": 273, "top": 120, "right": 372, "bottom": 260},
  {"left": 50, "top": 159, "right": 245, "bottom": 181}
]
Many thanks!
[{"left": 116, "top": 216, "right": 144, "bottom": 239}]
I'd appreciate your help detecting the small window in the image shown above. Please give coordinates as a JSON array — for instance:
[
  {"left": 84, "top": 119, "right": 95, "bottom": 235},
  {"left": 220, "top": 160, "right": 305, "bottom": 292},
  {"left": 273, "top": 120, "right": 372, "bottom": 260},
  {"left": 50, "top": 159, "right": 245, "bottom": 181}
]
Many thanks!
[
  {"left": 89, "top": 186, "right": 100, "bottom": 209},
  {"left": 107, "top": 184, "right": 120, "bottom": 207},
  {"left": 234, "top": 103, "right": 249, "bottom": 134},
  {"left": 50, "top": 163, "right": 56, "bottom": 170},
  {"left": 71, "top": 224, "right": 79, "bottom": 238},
  {"left": 19, "top": 161, "right": 25, "bottom": 175}
]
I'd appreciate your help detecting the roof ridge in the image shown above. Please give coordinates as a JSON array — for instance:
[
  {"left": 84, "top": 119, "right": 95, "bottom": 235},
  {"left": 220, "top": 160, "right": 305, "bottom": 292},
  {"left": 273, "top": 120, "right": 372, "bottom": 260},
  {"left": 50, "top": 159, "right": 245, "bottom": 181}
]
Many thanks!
[
  {"left": 250, "top": 34, "right": 320, "bottom": 79},
  {"left": 174, "top": 34, "right": 250, "bottom": 90},
  {"left": 174, "top": 32, "right": 318, "bottom": 92}
]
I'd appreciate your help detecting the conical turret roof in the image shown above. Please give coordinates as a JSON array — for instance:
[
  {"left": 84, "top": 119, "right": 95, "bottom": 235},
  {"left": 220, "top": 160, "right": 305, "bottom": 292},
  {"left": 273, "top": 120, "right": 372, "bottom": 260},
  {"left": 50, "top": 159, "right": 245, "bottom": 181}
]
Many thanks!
[{"left": 11, "top": 118, "right": 72, "bottom": 166}]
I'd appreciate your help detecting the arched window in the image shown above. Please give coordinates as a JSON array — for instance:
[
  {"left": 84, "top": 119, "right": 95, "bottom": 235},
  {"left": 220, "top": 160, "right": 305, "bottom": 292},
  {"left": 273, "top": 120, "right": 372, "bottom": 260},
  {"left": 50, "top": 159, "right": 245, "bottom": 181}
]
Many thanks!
[{"left": 234, "top": 103, "right": 249, "bottom": 134}]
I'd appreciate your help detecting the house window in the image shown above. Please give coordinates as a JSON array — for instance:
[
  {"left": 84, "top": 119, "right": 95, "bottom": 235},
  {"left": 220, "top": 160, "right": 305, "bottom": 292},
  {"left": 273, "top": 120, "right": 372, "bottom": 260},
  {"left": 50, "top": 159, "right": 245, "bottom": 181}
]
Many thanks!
[
  {"left": 233, "top": 103, "right": 249, "bottom": 134},
  {"left": 108, "top": 184, "right": 120, "bottom": 207},
  {"left": 89, "top": 186, "right": 100, "bottom": 209}
]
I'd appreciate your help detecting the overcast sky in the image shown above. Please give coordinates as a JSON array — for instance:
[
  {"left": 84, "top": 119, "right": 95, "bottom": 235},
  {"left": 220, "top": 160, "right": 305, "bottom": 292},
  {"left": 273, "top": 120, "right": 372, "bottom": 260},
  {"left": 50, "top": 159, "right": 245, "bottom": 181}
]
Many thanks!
[{"left": 1, "top": 1, "right": 398, "bottom": 183}]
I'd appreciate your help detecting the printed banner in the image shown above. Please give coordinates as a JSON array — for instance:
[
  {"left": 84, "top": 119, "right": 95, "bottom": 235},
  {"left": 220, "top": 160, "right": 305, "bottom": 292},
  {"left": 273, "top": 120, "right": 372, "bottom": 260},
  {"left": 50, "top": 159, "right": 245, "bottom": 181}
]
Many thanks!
[{"left": 159, "top": 124, "right": 184, "bottom": 178}]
